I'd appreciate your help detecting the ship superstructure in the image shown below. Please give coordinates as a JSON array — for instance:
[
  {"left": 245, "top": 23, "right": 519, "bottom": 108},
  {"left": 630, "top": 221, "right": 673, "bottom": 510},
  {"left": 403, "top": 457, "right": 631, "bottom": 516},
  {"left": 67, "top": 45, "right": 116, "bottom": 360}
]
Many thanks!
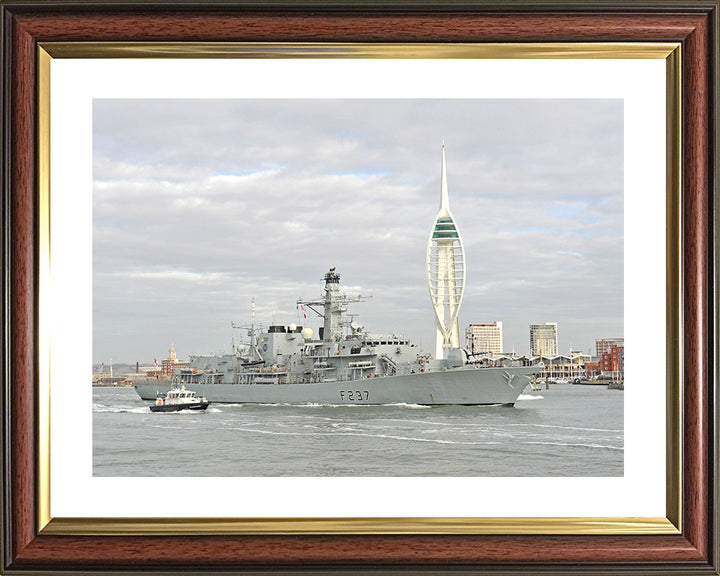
[
  {"left": 427, "top": 142, "right": 466, "bottom": 360},
  {"left": 133, "top": 268, "right": 538, "bottom": 406}
]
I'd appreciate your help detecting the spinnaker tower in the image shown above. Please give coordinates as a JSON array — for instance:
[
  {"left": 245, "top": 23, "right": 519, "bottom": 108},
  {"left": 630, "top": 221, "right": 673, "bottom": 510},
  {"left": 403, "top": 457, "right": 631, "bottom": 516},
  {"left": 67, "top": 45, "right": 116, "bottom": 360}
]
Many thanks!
[{"left": 426, "top": 143, "right": 466, "bottom": 360}]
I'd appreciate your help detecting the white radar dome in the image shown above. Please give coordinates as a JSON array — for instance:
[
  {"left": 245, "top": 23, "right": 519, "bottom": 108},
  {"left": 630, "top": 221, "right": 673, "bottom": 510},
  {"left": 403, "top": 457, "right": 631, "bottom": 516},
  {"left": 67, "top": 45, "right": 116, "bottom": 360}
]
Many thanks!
[
  {"left": 301, "top": 327, "right": 314, "bottom": 340},
  {"left": 288, "top": 323, "right": 297, "bottom": 332}
]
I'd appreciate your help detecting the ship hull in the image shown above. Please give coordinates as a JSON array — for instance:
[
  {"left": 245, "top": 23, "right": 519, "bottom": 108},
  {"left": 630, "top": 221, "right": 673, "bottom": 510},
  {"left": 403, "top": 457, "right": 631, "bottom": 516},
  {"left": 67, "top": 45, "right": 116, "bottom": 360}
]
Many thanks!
[{"left": 133, "top": 366, "right": 536, "bottom": 406}]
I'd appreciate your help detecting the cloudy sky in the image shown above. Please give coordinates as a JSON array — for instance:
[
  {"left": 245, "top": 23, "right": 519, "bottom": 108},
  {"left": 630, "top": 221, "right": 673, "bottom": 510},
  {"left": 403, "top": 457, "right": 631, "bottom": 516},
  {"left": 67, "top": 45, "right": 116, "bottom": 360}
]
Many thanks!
[{"left": 92, "top": 98, "right": 623, "bottom": 364}]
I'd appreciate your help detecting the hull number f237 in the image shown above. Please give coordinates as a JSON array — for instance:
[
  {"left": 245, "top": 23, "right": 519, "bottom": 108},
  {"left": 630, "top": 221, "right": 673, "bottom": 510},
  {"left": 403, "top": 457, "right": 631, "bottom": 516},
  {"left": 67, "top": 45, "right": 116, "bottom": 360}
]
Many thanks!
[{"left": 339, "top": 390, "right": 370, "bottom": 402}]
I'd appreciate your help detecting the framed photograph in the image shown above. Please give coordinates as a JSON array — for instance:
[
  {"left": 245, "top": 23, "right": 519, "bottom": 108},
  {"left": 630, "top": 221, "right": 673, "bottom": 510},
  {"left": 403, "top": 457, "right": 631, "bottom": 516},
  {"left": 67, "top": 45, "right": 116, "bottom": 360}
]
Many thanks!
[{"left": 2, "top": 1, "right": 717, "bottom": 574}]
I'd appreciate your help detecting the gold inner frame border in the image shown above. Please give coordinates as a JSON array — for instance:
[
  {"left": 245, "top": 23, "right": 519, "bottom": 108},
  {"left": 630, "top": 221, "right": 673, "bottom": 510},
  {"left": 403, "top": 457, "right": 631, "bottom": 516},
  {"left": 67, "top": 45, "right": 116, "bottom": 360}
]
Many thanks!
[{"left": 36, "top": 41, "right": 682, "bottom": 536}]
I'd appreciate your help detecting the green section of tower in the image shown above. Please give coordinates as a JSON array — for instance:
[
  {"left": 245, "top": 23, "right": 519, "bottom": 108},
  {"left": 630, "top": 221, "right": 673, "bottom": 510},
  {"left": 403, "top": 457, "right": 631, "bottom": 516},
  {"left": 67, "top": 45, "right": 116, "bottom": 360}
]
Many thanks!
[
  {"left": 433, "top": 231, "right": 459, "bottom": 239},
  {"left": 433, "top": 217, "right": 459, "bottom": 239}
]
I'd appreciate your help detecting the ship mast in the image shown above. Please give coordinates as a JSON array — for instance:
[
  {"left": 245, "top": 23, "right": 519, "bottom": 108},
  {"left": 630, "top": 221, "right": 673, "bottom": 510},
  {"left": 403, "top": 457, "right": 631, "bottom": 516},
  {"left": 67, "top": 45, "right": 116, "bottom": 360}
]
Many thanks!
[
  {"left": 297, "top": 268, "right": 366, "bottom": 342},
  {"left": 231, "top": 297, "right": 263, "bottom": 361}
]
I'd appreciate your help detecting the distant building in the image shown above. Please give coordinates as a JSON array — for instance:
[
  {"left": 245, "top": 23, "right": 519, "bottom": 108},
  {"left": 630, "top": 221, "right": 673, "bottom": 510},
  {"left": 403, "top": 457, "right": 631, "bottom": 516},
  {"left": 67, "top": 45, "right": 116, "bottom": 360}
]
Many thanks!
[
  {"left": 529, "top": 322, "right": 558, "bottom": 356},
  {"left": 143, "top": 366, "right": 162, "bottom": 378},
  {"left": 143, "top": 344, "right": 189, "bottom": 379},
  {"left": 465, "top": 322, "right": 503, "bottom": 355},
  {"left": 161, "top": 344, "right": 189, "bottom": 378},
  {"left": 601, "top": 353, "right": 612, "bottom": 373},
  {"left": 539, "top": 354, "right": 585, "bottom": 381},
  {"left": 601, "top": 345, "right": 624, "bottom": 380},
  {"left": 467, "top": 352, "right": 533, "bottom": 368},
  {"left": 529, "top": 350, "right": 591, "bottom": 381},
  {"left": 584, "top": 360, "right": 600, "bottom": 377},
  {"left": 596, "top": 337, "right": 624, "bottom": 357}
]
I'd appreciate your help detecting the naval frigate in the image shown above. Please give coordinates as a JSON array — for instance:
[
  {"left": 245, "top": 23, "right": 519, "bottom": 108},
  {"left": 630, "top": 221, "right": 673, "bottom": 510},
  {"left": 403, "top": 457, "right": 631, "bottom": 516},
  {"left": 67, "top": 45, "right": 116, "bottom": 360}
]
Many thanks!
[{"left": 133, "top": 268, "right": 540, "bottom": 406}]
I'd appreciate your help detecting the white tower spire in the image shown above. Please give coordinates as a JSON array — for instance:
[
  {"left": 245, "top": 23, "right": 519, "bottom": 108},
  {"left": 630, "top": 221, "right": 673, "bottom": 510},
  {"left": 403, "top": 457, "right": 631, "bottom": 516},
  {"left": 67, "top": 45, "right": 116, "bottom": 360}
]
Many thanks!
[
  {"left": 426, "top": 143, "right": 466, "bottom": 360},
  {"left": 439, "top": 141, "right": 450, "bottom": 216}
]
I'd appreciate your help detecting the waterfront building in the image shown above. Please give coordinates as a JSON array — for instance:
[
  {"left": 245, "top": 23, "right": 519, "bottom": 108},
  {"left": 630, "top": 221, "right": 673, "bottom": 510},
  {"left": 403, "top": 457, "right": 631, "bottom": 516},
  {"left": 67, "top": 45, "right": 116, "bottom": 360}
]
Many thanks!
[
  {"left": 469, "top": 352, "right": 535, "bottom": 368},
  {"left": 530, "top": 352, "right": 588, "bottom": 381},
  {"left": 161, "top": 344, "right": 189, "bottom": 378},
  {"left": 143, "top": 365, "right": 162, "bottom": 378},
  {"left": 142, "top": 344, "right": 189, "bottom": 379},
  {"left": 601, "top": 353, "right": 612, "bottom": 372},
  {"left": 427, "top": 143, "right": 466, "bottom": 360},
  {"left": 584, "top": 360, "right": 600, "bottom": 377},
  {"left": 601, "top": 346, "right": 624, "bottom": 380},
  {"left": 466, "top": 322, "right": 504, "bottom": 355},
  {"left": 529, "top": 322, "right": 558, "bottom": 357},
  {"left": 596, "top": 337, "right": 624, "bottom": 357}
]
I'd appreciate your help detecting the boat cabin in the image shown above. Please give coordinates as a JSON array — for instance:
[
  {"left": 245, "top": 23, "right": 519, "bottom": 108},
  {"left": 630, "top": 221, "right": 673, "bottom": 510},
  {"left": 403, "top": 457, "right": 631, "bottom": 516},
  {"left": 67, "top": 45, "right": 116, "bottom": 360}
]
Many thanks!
[{"left": 156, "top": 385, "right": 205, "bottom": 406}]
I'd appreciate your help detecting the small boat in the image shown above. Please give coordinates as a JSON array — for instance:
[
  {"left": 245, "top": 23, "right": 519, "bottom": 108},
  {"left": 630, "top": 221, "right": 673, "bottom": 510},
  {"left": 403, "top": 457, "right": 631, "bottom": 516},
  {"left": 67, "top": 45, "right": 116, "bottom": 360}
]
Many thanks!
[{"left": 150, "top": 385, "right": 210, "bottom": 412}]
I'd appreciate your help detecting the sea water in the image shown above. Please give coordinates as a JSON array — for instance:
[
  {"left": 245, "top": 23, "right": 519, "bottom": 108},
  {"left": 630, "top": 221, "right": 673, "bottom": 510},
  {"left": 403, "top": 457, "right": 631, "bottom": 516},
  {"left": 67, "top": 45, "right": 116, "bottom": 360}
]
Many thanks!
[{"left": 92, "top": 384, "right": 623, "bottom": 477}]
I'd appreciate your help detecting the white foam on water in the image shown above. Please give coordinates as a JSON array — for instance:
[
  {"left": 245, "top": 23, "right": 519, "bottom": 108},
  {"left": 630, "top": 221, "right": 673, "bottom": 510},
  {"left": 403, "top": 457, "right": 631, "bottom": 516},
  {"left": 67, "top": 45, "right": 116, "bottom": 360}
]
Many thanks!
[
  {"left": 385, "top": 403, "right": 432, "bottom": 409},
  {"left": 225, "top": 426, "right": 502, "bottom": 446},
  {"left": 526, "top": 441, "right": 623, "bottom": 451},
  {"left": 333, "top": 432, "right": 502, "bottom": 446},
  {"left": 515, "top": 423, "right": 622, "bottom": 433},
  {"left": 92, "top": 404, "right": 149, "bottom": 414}
]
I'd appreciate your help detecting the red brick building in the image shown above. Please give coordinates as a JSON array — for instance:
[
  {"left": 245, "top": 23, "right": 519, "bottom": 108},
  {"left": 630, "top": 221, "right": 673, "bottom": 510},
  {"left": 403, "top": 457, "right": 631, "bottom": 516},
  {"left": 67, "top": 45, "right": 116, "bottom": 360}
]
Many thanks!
[
  {"left": 584, "top": 361, "right": 600, "bottom": 377},
  {"left": 144, "top": 344, "right": 189, "bottom": 379},
  {"left": 161, "top": 344, "right": 189, "bottom": 378},
  {"left": 601, "top": 346, "right": 624, "bottom": 379}
]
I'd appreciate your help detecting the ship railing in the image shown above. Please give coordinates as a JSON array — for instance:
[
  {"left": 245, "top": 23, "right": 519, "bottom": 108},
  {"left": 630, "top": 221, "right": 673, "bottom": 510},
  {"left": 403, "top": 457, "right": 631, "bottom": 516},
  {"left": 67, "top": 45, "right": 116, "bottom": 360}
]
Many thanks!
[{"left": 344, "top": 364, "right": 376, "bottom": 381}]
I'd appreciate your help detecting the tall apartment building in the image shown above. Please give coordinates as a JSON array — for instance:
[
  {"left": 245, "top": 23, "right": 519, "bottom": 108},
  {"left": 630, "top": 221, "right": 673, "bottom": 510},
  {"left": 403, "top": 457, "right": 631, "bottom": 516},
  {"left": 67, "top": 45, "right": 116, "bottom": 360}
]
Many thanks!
[
  {"left": 596, "top": 337, "right": 624, "bottom": 357},
  {"left": 530, "top": 322, "right": 558, "bottom": 356},
  {"left": 465, "top": 322, "right": 504, "bottom": 355}
]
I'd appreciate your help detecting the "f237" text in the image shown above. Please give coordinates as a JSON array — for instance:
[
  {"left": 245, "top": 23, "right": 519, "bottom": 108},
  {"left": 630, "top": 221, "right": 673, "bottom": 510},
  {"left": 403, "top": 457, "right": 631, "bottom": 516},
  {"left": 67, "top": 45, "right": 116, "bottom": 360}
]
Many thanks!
[{"left": 339, "top": 390, "right": 369, "bottom": 402}]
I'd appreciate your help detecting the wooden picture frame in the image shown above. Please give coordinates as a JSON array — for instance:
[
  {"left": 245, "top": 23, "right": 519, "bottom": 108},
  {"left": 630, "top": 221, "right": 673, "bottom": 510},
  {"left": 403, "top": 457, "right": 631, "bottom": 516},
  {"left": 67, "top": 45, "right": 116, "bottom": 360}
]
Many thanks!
[{"left": 1, "top": 1, "right": 717, "bottom": 573}]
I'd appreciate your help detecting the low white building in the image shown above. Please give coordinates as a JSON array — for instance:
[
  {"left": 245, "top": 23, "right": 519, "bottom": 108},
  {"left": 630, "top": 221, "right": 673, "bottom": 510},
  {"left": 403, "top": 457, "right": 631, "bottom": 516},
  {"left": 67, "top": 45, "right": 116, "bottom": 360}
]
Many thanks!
[{"left": 530, "top": 352, "right": 589, "bottom": 381}]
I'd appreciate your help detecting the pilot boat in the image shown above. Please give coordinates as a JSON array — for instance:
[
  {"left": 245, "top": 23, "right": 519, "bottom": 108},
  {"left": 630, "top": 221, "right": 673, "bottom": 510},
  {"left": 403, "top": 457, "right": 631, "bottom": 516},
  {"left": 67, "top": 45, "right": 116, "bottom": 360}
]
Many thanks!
[{"left": 149, "top": 385, "right": 210, "bottom": 413}]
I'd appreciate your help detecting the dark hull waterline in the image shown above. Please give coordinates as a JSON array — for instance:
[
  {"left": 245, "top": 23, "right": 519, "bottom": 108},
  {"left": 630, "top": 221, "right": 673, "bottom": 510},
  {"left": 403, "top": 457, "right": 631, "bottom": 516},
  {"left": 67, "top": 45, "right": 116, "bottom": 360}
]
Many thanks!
[{"left": 149, "top": 401, "right": 210, "bottom": 413}]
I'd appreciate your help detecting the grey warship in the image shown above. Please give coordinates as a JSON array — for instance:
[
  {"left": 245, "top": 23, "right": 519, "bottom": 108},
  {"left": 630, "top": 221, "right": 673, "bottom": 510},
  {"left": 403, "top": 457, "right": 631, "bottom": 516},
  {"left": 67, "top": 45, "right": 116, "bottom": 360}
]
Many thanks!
[{"left": 133, "top": 268, "right": 539, "bottom": 406}]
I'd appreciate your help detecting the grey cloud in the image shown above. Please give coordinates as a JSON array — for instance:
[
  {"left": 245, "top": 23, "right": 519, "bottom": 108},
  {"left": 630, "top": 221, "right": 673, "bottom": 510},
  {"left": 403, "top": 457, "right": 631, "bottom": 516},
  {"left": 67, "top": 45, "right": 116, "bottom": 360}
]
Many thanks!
[{"left": 93, "top": 98, "right": 623, "bottom": 362}]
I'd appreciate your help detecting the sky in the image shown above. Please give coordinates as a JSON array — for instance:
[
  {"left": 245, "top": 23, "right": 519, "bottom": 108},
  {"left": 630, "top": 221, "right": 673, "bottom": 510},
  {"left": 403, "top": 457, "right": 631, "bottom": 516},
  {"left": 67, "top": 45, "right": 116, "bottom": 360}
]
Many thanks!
[{"left": 92, "top": 98, "right": 623, "bottom": 364}]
